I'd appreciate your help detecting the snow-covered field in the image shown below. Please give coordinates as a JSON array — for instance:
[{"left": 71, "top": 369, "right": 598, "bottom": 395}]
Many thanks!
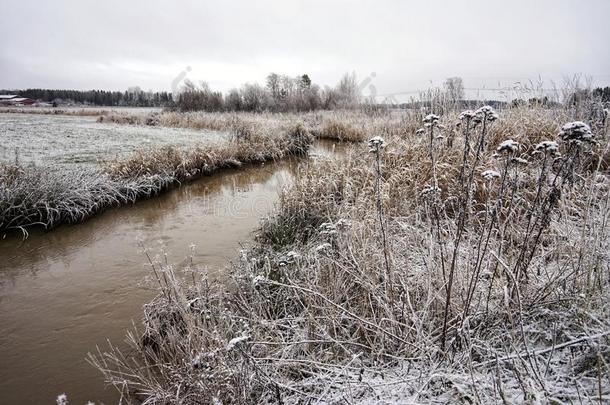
[{"left": 0, "top": 113, "right": 227, "bottom": 167}]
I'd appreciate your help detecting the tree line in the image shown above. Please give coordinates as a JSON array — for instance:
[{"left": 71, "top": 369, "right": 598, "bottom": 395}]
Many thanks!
[
  {"left": 174, "top": 72, "right": 361, "bottom": 112},
  {"left": 4, "top": 79, "right": 608, "bottom": 111},
  {"left": 1, "top": 72, "right": 360, "bottom": 111},
  {"left": 0, "top": 87, "right": 173, "bottom": 107}
]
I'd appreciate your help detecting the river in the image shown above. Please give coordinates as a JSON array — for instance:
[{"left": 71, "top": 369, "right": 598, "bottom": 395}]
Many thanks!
[{"left": 0, "top": 133, "right": 345, "bottom": 404}]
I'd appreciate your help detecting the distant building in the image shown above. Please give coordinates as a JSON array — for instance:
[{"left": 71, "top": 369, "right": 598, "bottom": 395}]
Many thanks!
[{"left": 0, "top": 95, "right": 36, "bottom": 106}]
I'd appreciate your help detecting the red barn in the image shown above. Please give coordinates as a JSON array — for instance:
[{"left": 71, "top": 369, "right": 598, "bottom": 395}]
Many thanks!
[{"left": 0, "top": 95, "right": 36, "bottom": 106}]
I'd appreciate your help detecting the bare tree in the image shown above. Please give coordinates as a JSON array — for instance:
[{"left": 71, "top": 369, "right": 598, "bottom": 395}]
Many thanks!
[
  {"left": 266, "top": 73, "right": 281, "bottom": 100},
  {"left": 336, "top": 72, "right": 360, "bottom": 108},
  {"left": 241, "top": 83, "right": 270, "bottom": 112},
  {"left": 444, "top": 77, "right": 465, "bottom": 106},
  {"left": 225, "top": 88, "right": 242, "bottom": 111},
  {"left": 174, "top": 71, "right": 358, "bottom": 112}
]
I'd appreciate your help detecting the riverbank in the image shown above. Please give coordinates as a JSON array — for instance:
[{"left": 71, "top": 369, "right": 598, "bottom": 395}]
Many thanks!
[
  {"left": 93, "top": 105, "right": 610, "bottom": 403},
  {"left": 96, "top": 106, "right": 601, "bottom": 146},
  {"left": 97, "top": 109, "right": 416, "bottom": 142},
  {"left": 0, "top": 123, "right": 311, "bottom": 236},
  {"left": 0, "top": 151, "right": 318, "bottom": 404}
]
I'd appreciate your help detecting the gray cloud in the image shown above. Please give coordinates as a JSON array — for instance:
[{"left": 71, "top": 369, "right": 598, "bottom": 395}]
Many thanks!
[{"left": 1, "top": 0, "right": 609, "bottom": 98}]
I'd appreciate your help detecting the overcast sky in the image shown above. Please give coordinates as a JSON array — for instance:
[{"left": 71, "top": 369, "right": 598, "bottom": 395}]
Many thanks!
[{"left": 1, "top": 0, "right": 609, "bottom": 100}]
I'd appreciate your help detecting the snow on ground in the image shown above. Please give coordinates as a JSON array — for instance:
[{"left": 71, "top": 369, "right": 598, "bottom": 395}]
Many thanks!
[{"left": 0, "top": 113, "right": 228, "bottom": 167}]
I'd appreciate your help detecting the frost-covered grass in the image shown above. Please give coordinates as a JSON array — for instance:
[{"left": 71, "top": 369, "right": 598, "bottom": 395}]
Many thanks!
[
  {"left": 0, "top": 106, "right": 114, "bottom": 116},
  {"left": 0, "top": 113, "right": 226, "bottom": 167},
  {"left": 0, "top": 123, "right": 312, "bottom": 235},
  {"left": 97, "top": 106, "right": 608, "bottom": 146},
  {"left": 0, "top": 106, "right": 161, "bottom": 116},
  {"left": 91, "top": 104, "right": 610, "bottom": 403},
  {"left": 98, "top": 109, "right": 421, "bottom": 143}
]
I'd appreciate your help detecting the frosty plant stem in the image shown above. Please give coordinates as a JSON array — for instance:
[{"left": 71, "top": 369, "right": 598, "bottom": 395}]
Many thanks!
[
  {"left": 511, "top": 141, "right": 556, "bottom": 282},
  {"left": 457, "top": 110, "right": 475, "bottom": 186},
  {"left": 368, "top": 136, "right": 393, "bottom": 300},
  {"left": 440, "top": 107, "right": 499, "bottom": 351},
  {"left": 424, "top": 114, "right": 440, "bottom": 187},
  {"left": 516, "top": 122, "right": 595, "bottom": 283},
  {"left": 423, "top": 113, "right": 461, "bottom": 352},
  {"left": 456, "top": 108, "right": 500, "bottom": 322}
]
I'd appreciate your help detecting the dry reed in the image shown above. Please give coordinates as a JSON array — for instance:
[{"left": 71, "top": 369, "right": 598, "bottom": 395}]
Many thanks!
[{"left": 91, "top": 104, "right": 610, "bottom": 403}]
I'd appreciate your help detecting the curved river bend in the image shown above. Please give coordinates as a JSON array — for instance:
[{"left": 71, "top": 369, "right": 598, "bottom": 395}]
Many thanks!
[{"left": 0, "top": 141, "right": 345, "bottom": 404}]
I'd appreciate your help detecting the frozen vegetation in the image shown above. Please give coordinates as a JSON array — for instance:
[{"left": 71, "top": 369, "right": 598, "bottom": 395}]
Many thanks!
[
  {"left": 0, "top": 113, "right": 224, "bottom": 167},
  {"left": 89, "top": 101, "right": 610, "bottom": 403},
  {"left": 0, "top": 113, "right": 311, "bottom": 235}
]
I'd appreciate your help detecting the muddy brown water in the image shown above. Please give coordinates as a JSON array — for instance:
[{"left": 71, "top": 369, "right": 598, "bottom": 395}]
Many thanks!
[{"left": 0, "top": 141, "right": 348, "bottom": 404}]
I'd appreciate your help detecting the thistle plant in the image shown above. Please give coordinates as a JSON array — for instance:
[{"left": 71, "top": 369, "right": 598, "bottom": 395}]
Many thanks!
[
  {"left": 444, "top": 107, "right": 498, "bottom": 350},
  {"left": 559, "top": 121, "right": 593, "bottom": 143},
  {"left": 90, "top": 107, "right": 610, "bottom": 404},
  {"left": 602, "top": 108, "right": 610, "bottom": 139},
  {"left": 368, "top": 136, "right": 392, "bottom": 297},
  {"left": 512, "top": 122, "right": 596, "bottom": 284},
  {"left": 465, "top": 137, "right": 521, "bottom": 320},
  {"left": 423, "top": 114, "right": 441, "bottom": 187},
  {"left": 457, "top": 110, "right": 475, "bottom": 185},
  {"left": 509, "top": 140, "right": 559, "bottom": 285},
  {"left": 472, "top": 105, "right": 498, "bottom": 152}
]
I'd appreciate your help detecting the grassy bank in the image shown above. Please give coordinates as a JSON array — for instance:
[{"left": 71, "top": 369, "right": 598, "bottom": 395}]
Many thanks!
[
  {"left": 92, "top": 105, "right": 610, "bottom": 403},
  {"left": 0, "top": 107, "right": 116, "bottom": 116},
  {"left": 0, "top": 124, "right": 311, "bottom": 236},
  {"left": 97, "top": 109, "right": 422, "bottom": 142},
  {"left": 97, "top": 106, "right": 609, "bottom": 146}
]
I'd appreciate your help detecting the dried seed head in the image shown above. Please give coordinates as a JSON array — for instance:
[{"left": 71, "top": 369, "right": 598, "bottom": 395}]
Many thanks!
[
  {"left": 335, "top": 218, "right": 351, "bottom": 229},
  {"left": 475, "top": 105, "right": 499, "bottom": 122},
  {"left": 56, "top": 394, "right": 68, "bottom": 405},
  {"left": 368, "top": 136, "right": 386, "bottom": 151},
  {"left": 286, "top": 251, "right": 299, "bottom": 259},
  {"left": 315, "top": 243, "right": 332, "bottom": 252},
  {"left": 420, "top": 185, "right": 441, "bottom": 196},
  {"left": 319, "top": 222, "right": 337, "bottom": 235},
  {"left": 482, "top": 169, "right": 501, "bottom": 181},
  {"left": 559, "top": 121, "right": 593, "bottom": 143},
  {"left": 534, "top": 140, "right": 559, "bottom": 155},
  {"left": 416, "top": 128, "right": 425, "bottom": 135},
  {"left": 497, "top": 139, "right": 520, "bottom": 153},
  {"left": 511, "top": 157, "right": 529, "bottom": 165},
  {"left": 423, "top": 114, "right": 440, "bottom": 127},
  {"left": 459, "top": 110, "right": 475, "bottom": 120}
]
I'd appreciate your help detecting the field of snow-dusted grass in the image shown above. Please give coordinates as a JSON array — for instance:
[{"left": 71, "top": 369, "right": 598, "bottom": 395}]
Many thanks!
[
  {"left": 97, "top": 108, "right": 419, "bottom": 143},
  {"left": 92, "top": 104, "right": 610, "bottom": 404},
  {"left": 0, "top": 113, "right": 226, "bottom": 167},
  {"left": 0, "top": 113, "right": 312, "bottom": 235}
]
